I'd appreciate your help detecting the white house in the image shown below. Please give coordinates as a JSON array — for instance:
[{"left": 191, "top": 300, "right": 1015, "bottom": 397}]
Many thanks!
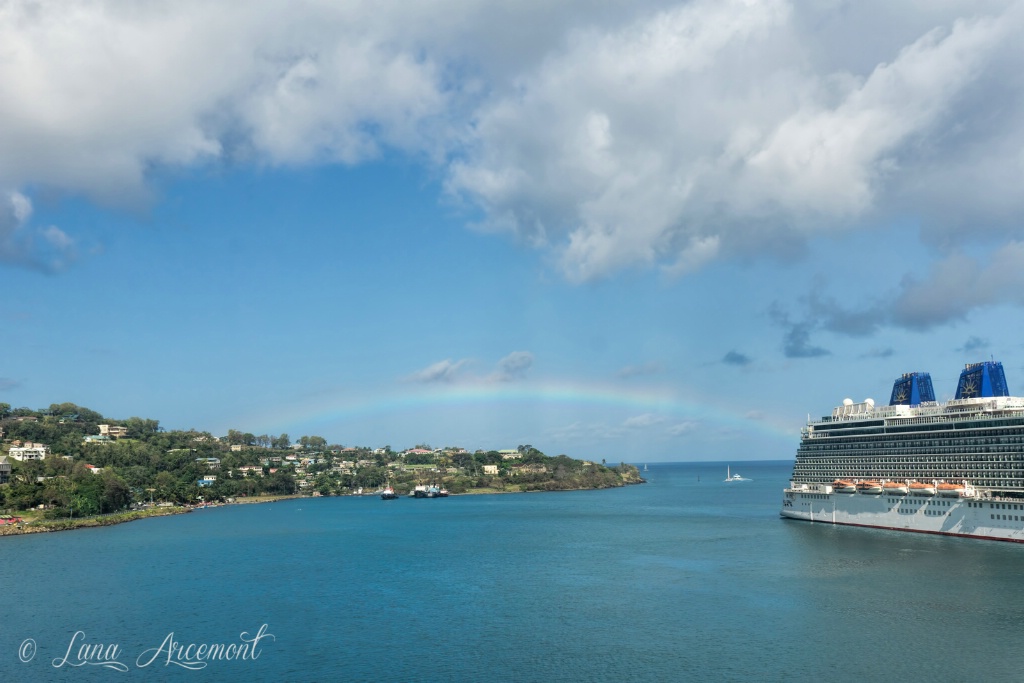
[
  {"left": 98, "top": 424, "right": 128, "bottom": 438},
  {"left": 8, "top": 443, "right": 50, "bottom": 461}
]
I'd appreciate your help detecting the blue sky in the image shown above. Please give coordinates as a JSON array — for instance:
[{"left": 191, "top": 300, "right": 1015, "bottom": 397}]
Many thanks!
[{"left": 3, "top": 1, "right": 1024, "bottom": 461}]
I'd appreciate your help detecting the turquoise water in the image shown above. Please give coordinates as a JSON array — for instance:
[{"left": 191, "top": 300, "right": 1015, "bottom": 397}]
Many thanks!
[{"left": 3, "top": 460, "right": 1024, "bottom": 681}]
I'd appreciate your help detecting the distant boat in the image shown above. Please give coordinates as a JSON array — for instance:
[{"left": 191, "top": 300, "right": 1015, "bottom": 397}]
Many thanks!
[
  {"left": 643, "top": 464, "right": 648, "bottom": 472},
  {"left": 380, "top": 486, "right": 398, "bottom": 500},
  {"left": 724, "top": 466, "right": 750, "bottom": 482},
  {"left": 412, "top": 484, "right": 446, "bottom": 498}
]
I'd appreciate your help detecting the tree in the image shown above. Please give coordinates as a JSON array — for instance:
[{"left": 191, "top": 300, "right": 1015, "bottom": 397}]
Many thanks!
[
  {"left": 263, "top": 471, "right": 296, "bottom": 495},
  {"left": 154, "top": 472, "right": 177, "bottom": 500},
  {"left": 124, "top": 417, "right": 160, "bottom": 439},
  {"left": 100, "top": 472, "right": 132, "bottom": 512},
  {"left": 72, "top": 493, "right": 98, "bottom": 518}
]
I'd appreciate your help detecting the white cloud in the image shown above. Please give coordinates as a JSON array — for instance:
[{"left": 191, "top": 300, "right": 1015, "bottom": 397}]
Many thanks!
[
  {"left": 623, "top": 413, "right": 666, "bottom": 429},
  {"left": 667, "top": 421, "right": 700, "bottom": 436},
  {"left": 409, "top": 351, "right": 535, "bottom": 384},
  {"left": 406, "top": 359, "right": 470, "bottom": 383},
  {"left": 740, "top": 16, "right": 1005, "bottom": 219},
  {"left": 447, "top": 1, "right": 1024, "bottom": 280},
  {"left": 2, "top": 0, "right": 1023, "bottom": 295},
  {"left": 0, "top": 0, "right": 449, "bottom": 205},
  {"left": 492, "top": 351, "right": 534, "bottom": 381},
  {"left": 0, "top": 191, "right": 77, "bottom": 271}
]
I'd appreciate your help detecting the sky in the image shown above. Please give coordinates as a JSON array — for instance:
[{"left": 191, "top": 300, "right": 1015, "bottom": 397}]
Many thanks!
[{"left": 3, "top": 0, "right": 1024, "bottom": 463}]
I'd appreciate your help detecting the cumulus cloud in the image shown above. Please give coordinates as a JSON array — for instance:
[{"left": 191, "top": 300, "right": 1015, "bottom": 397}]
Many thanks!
[
  {"left": 0, "top": 2, "right": 451, "bottom": 200},
  {"left": 492, "top": 351, "right": 534, "bottom": 381},
  {"left": 0, "top": 191, "right": 76, "bottom": 271},
  {"left": 2, "top": 0, "right": 1024, "bottom": 289},
  {"left": 409, "top": 351, "right": 534, "bottom": 384},
  {"left": 406, "top": 359, "right": 470, "bottom": 383},
  {"left": 447, "top": 1, "right": 1024, "bottom": 280}
]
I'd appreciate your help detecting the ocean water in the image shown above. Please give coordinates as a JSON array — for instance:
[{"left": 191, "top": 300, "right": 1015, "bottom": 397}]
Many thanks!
[{"left": 3, "top": 460, "right": 1024, "bottom": 682}]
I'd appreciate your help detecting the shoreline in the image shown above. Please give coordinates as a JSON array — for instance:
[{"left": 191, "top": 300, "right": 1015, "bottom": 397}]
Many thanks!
[
  {"left": 0, "top": 481, "right": 643, "bottom": 536},
  {"left": 0, "top": 494, "right": 302, "bottom": 537},
  {"left": 0, "top": 506, "right": 192, "bottom": 536}
]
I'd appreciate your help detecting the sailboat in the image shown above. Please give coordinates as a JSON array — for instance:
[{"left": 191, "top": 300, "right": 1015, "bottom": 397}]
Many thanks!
[{"left": 724, "top": 466, "right": 750, "bottom": 482}]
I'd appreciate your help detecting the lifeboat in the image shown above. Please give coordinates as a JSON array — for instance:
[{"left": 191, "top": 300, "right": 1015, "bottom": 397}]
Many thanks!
[
  {"left": 856, "top": 480, "right": 883, "bottom": 494},
  {"left": 832, "top": 479, "right": 856, "bottom": 493},
  {"left": 937, "top": 482, "right": 966, "bottom": 497},
  {"left": 882, "top": 481, "right": 909, "bottom": 495},
  {"left": 908, "top": 482, "right": 936, "bottom": 496}
]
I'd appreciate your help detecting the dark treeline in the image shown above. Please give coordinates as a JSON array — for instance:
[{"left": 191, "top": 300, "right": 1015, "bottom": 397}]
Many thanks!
[
  {"left": 0, "top": 403, "right": 642, "bottom": 516},
  {"left": 0, "top": 402, "right": 301, "bottom": 516}
]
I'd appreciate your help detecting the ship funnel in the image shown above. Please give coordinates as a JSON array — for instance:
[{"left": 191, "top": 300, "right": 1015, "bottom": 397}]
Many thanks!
[
  {"left": 889, "top": 372, "right": 935, "bottom": 406},
  {"left": 955, "top": 361, "right": 1009, "bottom": 399}
]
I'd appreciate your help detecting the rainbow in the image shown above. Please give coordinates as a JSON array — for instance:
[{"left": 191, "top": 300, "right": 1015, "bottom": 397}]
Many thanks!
[{"left": 234, "top": 379, "right": 794, "bottom": 439}]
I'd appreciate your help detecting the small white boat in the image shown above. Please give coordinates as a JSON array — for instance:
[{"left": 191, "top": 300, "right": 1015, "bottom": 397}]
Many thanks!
[{"left": 724, "top": 466, "right": 750, "bottom": 482}]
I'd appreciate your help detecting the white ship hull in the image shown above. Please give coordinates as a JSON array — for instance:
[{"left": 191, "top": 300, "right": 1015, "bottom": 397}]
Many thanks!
[{"left": 781, "top": 486, "right": 1024, "bottom": 543}]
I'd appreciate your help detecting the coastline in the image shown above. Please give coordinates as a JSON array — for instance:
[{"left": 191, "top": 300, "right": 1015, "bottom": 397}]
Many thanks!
[
  {"left": 0, "top": 494, "right": 301, "bottom": 537},
  {"left": 0, "top": 480, "right": 643, "bottom": 536},
  {"left": 0, "top": 506, "right": 192, "bottom": 536}
]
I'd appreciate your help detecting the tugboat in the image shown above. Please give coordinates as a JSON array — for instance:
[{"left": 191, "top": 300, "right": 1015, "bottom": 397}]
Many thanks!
[
  {"left": 412, "top": 484, "right": 448, "bottom": 498},
  {"left": 380, "top": 485, "right": 399, "bottom": 500}
]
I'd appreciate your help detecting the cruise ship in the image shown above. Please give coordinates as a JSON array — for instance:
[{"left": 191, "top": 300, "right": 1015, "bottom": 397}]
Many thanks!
[{"left": 781, "top": 361, "right": 1024, "bottom": 543}]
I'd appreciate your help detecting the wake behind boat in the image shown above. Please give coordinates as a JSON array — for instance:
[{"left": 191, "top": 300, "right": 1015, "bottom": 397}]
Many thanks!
[{"left": 724, "top": 466, "right": 750, "bottom": 482}]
